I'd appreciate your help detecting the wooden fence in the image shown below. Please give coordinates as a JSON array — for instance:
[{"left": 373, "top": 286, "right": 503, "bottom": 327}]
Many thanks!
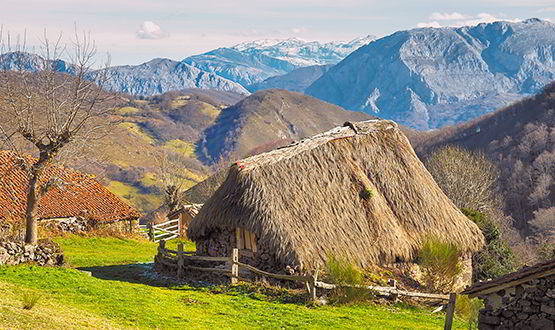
[
  {"left": 149, "top": 218, "right": 180, "bottom": 242},
  {"left": 155, "top": 240, "right": 458, "bottom": 329},
  {"left": 139, "top": 224, "right": 150, "bottom": 239}
]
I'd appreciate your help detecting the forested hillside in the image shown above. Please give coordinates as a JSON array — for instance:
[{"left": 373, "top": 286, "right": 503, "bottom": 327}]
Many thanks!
[{"left": 415, "top": 82, "right": 555, "bottom": 257}]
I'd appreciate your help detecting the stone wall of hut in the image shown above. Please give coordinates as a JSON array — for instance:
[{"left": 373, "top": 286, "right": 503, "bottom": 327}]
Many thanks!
[
  {"left": 478, "top": 274, "right": 555, "bottom": 330},
  {"left": 195, "top": 228, "right": 298, "bottom": 275}
]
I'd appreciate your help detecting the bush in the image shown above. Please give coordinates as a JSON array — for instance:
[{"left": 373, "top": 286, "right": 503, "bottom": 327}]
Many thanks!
[
  {"left": 418, "top": 237, "right": 462, "bottom": 293},
  {"left": 359, "top": 187, "right": 373, "bottom": 201},
  {"left": 462, "top": 209, "right": 516, "bottom": 281},
  {"left": 455, "top": 295, "right": 483, "bottom": 329},
  {"left": 22, "top": 291, "right": 41, "bottom": 310},
  {"left": 325, "top": 255, "right": 374, "bottom": 304}
]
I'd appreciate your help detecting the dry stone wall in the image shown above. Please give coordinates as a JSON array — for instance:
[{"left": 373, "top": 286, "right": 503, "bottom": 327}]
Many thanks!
[
  {"left": 478, "top": 274, "right": 555, "bottom": 330},
  {"left": 0, "top": 240, "right": 64, "bottom": 266}
]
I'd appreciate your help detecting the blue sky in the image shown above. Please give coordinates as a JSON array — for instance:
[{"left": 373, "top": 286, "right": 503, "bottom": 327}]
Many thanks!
[{"left": 1, "top": 0, "right": 554, "bottom": 65}]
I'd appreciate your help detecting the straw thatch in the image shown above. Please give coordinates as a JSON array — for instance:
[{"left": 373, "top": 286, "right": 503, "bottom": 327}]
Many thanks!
[{"left": 188, "top": 120, "right": 484, "bottom": 271}]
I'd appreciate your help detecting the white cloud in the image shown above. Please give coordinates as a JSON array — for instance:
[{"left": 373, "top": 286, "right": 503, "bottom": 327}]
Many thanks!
[
  {"left": 136, "top": 21, "right": 169, "bottom": 40},
  {"left": 538, "top": 7, "right": 555, "bottom": 12},
  {"left": 429, "top": 12, "right": 470, "bottom": 21},
  {"left": 457, "top": 13, "right": 521, "bottom": 26},
  {"left": 417, "top": 21, "right": 442, "bottom": 28},
  {"left": 291, "top": 27, "right": 308, "bottom": 34},
  {"left": 418, "top": 12, "right": 523, "bottom": 28}
]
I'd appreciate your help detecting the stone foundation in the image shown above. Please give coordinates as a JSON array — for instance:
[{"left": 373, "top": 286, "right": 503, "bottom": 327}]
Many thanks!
[
  {"left": 93, "top": 219, "right": 139, "bottom": 233},
  {"left": 478, "top": 274, "right": 555, "bottom": 330},
  {"left": 195, "top": 228, "right": 299, "bottom": 276},
  {"left": 0, "top": 240, "right": 64, "bottom": 266}
]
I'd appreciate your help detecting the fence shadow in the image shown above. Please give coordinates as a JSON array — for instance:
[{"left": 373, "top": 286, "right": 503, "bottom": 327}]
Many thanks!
[
  {"left": 77, "top": 263, "right": 311, "bottom": 305},
  {"left": 78, "top": 263, "right": 181, "bottom": 288}
]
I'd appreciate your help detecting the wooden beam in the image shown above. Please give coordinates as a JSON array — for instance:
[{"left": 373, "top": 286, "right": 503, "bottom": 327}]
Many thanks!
[
  {"left": 444, "top": 293, "right": 457, "bottom": 330},
  {"left": 235, "top": 228, "right": 244, "bottom": 249},
  {"left": 244, "top": 230, "right": 252, "bottom": 250},
  {"left": 467, "top": 268, "right": 555, "bottom": 298},
  {"left": 251, "top": 233, "right": 257, "bottom": 253},
  {"left": 231, "top": 248, "right": 239, "bottom": 284},
  {"left": 314, "top": 281, "right": 450, "bottom": 300},
  {"left": 186, "top": 266, "right": 232, "bottom": 274},
  {"left": 234, "top": 261, "right": 310, "bottom": 282},
  {"left": 177, "top": 243, "right": 184, "bottom": 277}
]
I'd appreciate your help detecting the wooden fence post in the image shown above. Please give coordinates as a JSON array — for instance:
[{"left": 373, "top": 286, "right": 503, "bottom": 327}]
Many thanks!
[
  {"left": 310, "top": 270, "right": 318, "bottom": 301},
  {"left": 149, "top": 224, "right": 154, "bottom": 241},
  {"left": 177, "top": 243, "right": 184, "bottom": 277},
  {"left": 444, "top": 293, "right": 457, "bottom": 330},
  {"left": 158, "top": 240, "right": 165, "bottom": 252},
  {"left": 231, "top": 248, "right": 239, "bottom": 284}
]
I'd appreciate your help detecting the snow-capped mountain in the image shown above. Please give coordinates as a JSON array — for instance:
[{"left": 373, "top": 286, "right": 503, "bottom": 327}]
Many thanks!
[
  {"left": 232, "top": 35, "right": 375, "bottom": 67},
  {"left": 306, "top": 19, "right": 555, "bottom": 130},
  {"left": 183, "top": 36, "right": 375, "bottom": 86},
  {"left": 183, "top": 48, "right": 297, "bottom": 87},
  {"left": 101, "top": 58, "right": 250, "bottom": 96}
]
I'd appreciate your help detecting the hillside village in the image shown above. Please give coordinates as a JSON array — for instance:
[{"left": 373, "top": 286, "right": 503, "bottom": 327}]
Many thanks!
[{"left": 1, "top": 4, "right": 555, "bottom": 329}]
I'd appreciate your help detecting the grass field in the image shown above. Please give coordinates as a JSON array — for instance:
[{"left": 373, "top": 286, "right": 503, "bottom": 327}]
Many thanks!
[{"left": 0, "top": 236, "right": 466, "bottom": 329}]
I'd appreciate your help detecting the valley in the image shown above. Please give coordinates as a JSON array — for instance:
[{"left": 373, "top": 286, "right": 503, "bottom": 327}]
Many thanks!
[{"left": 1, "top": 6, "right": 555, "bottom": 329}]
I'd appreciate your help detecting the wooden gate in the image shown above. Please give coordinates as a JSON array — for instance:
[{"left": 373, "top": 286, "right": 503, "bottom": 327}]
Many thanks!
[{"left": 152, "top": 218, "right": 180, "bottom": 242}]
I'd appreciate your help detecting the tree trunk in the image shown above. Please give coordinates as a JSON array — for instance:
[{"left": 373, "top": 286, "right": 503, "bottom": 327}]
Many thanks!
[{"left": 24, "top": 173, "right": 40, "bottom": 244}]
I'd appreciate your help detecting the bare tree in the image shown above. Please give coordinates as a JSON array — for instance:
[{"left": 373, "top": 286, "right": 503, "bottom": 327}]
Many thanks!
[
  {"left": 156, "top": 151, "right": 194, "bottom": 213},
  {"left": 0, "top": 29, "right": 113, "bottom": 244},
  {"left": 425, "top": 145, "right": 500, "bottom": 213}
]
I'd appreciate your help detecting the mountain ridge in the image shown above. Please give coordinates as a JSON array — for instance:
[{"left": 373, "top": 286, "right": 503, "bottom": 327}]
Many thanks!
[{"left": 306, "top": 18, "right": 555, "bottom": 130}]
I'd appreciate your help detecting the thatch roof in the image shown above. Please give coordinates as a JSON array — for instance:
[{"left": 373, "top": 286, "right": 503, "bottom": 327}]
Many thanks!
[{"left": 188, "top": 120, "right": 484, "bottom": 270}]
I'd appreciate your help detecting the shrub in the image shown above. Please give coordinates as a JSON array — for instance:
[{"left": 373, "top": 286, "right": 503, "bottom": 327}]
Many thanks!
[
  {"left": 455, "top": 295, "right": 483, "bottom": 329},
  {"left": 359, "top": 187, "right": 373, "bottom": 201},
  {"left": 462, "top": 209, "right": 516, "bottom": 281},
  {"left": 22, "top": 291, "right": 41, "bottom": 310},
  {"left": 325, "top": 254, "right": 374, "bottom": 304},
  {"left": 418, "top": 237, "right": 462, "bottom": 293}
]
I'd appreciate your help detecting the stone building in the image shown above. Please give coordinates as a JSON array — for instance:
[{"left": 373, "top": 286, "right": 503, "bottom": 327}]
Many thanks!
[
  {"left": 463, "top": 258, "right": 555, "bottom": 330},
  {"left": 0, "top": 151, "right": 141, "bottom": 234},
  {"left": 187, "top": 120, "right": 484, "bottom": 277}
]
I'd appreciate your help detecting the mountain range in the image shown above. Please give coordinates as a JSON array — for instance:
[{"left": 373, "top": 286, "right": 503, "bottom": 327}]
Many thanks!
[
  {"left": 182, "top": 36, "right": 374, "bottom": 87},
  {"left": 2, "top": 20, "right": 554, "bottom": 130},
  {"left": 306, "top": 18, "right": 555, "bottom": 129}
]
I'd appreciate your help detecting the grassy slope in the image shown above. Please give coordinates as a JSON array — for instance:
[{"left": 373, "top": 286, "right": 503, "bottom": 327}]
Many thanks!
[{"left": 0, "top": 236, "right": 465, "bottom": 329}]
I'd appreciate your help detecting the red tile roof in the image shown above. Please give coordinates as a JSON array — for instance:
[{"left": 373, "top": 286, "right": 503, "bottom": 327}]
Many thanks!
[{"left": 0, "top": 151, "right": 141, "bottom": 223}]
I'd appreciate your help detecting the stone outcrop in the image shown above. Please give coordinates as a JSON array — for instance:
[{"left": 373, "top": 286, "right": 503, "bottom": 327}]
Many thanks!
[
  {"left": 478, "top": 275, "right": 555, "bottom": 330},
  {"left": 0, "top": 240, "right": 64, "bottom": 266}
]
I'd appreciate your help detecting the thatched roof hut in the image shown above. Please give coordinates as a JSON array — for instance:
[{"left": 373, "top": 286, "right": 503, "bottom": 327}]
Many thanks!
[{"left": 188, "top": 120, "right": 484, "bottom": 271}]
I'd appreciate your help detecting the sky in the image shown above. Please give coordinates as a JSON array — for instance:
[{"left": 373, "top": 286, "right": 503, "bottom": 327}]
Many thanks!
[{"left": 1, "top": 0, "right": 554, "bottom": 66}]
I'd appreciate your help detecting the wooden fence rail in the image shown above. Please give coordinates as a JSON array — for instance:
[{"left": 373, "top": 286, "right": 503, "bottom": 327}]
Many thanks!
[
  {"left": 150, "top": 218, "right": 181, "bottom": 242},
  {"left": 155, "top": 240, "right": 457, "bottom": 329}
]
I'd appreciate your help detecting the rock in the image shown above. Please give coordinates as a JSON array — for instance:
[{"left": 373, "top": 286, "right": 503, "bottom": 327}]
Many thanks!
[
  {"left": 541, "top": 304, "right": 555, "bottom": 315},
  {"left": 529, "top": 317, "right": 555, "bottom": 330},
  {"left": 481, "top": 314, "right": 501, "bottom": 325},
  {"left": 502, "top": 310, "right": 514, "bottom": 318},
  {"left": 523, "top": 305, "right": 540, "bottom": 313}
]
